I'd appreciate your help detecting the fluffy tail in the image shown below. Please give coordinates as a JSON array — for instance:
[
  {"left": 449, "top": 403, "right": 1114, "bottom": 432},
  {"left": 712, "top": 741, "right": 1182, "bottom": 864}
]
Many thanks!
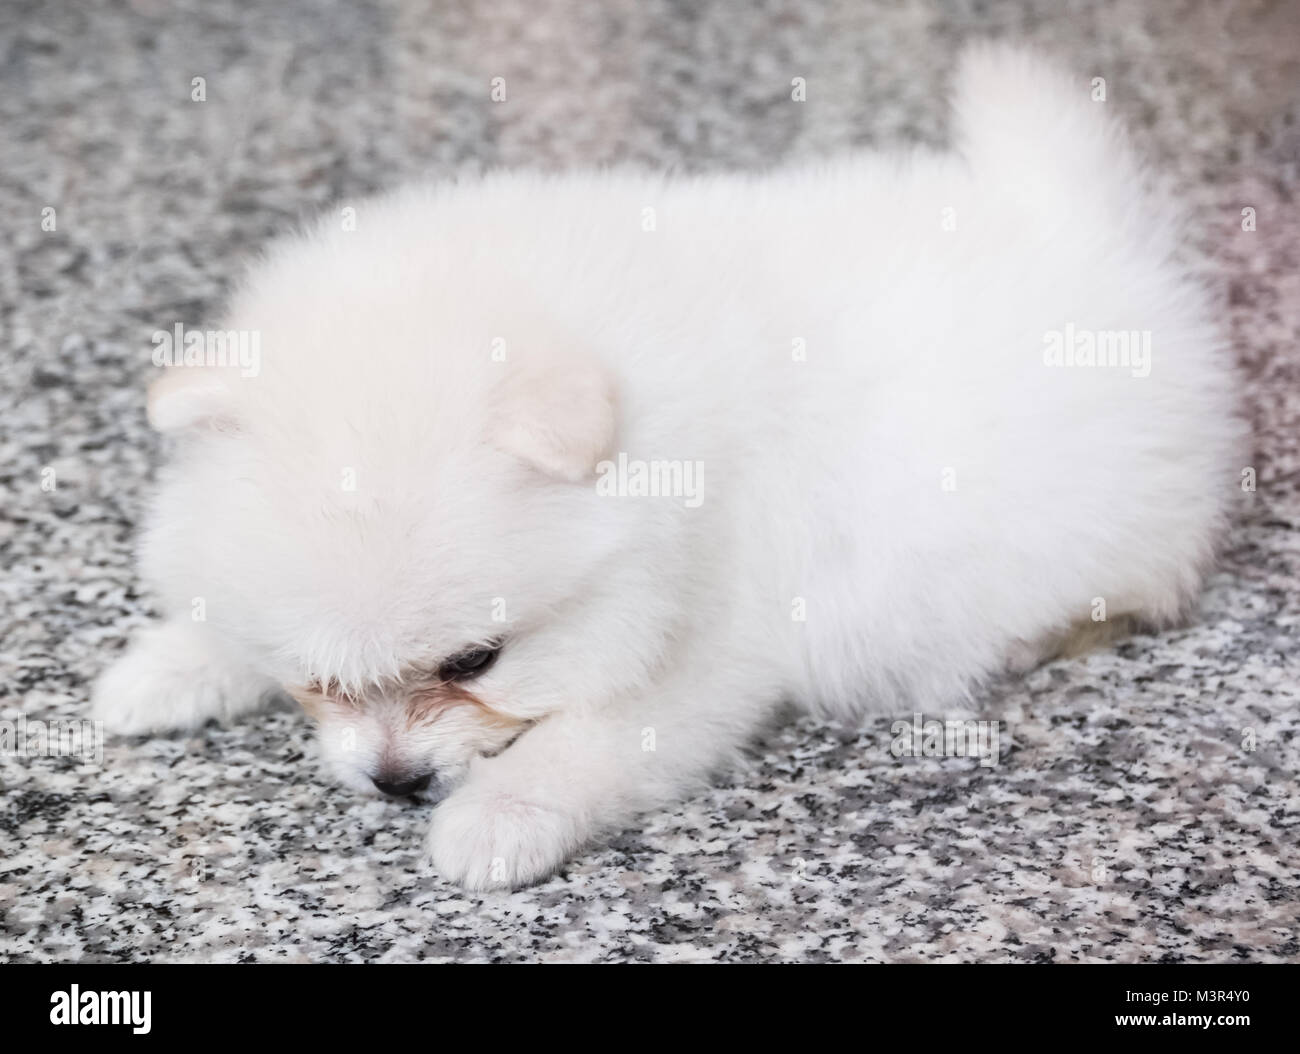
[{"left": 950, "top": 42, "right": 1161, "bottom": 231}]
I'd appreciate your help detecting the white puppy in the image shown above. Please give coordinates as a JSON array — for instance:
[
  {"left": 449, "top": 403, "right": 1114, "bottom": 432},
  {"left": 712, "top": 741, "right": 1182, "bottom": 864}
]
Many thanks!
[{"left": 94, "top": 46, "right": 1245, "bottom": 889}]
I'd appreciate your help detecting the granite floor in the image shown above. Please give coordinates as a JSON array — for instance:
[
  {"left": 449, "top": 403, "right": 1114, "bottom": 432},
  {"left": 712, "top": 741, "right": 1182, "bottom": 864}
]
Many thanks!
[{"left": 1, "top": 0, "right": 1297, "bottom": 962}]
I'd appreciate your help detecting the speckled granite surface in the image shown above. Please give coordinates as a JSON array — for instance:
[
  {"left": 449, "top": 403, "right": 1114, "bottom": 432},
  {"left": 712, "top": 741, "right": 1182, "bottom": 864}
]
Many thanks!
[{"left": 2, "top": 0, "right": 1298, "bottom": 962}]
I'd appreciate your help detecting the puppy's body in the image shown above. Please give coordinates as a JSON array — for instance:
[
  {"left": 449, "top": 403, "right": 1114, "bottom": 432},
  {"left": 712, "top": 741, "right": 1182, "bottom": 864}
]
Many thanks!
[{"left": 95, "top": 48, "right": 1244, "bottom": 888}]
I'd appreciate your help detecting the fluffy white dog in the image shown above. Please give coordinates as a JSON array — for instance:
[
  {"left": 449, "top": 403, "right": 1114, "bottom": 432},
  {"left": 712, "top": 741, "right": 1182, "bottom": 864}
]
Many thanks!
[{"left": 94, "top": 46, "right": 1245, "bottom": 889}]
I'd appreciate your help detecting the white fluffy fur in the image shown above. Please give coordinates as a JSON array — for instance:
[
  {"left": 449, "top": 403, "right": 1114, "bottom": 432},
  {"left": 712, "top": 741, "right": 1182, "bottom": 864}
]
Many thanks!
[{"left": 94, "top": 46, "right": 1245, "bottom": 889}]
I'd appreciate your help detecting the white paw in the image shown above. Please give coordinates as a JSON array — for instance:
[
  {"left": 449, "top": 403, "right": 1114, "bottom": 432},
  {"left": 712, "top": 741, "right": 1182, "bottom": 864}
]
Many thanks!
[
  {"left": 1005, "top": 633, "right": 1058, "bottom": 675},
  {"left": 91, "top": 622, "right": 271, "bottom": 735},
  {"left": 424, "top": 782, "right": 585, "bottom": 891}
]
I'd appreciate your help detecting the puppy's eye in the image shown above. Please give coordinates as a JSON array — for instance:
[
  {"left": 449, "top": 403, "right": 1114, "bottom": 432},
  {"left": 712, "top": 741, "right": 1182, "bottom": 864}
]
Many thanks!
[{"left": 437, "top": 643, "right": 501, "bottom": 682}]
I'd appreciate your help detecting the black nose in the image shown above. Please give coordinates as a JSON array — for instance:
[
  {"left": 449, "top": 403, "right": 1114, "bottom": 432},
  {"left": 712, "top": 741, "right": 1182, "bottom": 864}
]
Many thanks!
[{"left": 371, "top": 772, "right": 433, "bottom": 797}]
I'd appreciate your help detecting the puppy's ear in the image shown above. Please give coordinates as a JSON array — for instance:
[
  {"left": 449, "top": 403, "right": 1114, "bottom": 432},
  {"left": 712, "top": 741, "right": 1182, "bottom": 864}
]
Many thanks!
[
  {"left": 490, "top": 350, "right": 617, "bottom": 481},
  {"left": 147, "top": 368, "right": 238, "bottom": 432}
]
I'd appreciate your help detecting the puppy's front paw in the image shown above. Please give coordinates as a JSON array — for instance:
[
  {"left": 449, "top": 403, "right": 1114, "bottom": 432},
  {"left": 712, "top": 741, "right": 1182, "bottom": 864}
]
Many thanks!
[
  {"left": 425, "top": 783, "right": 585, "bottom": 891},
  {"left": 91, "top": 622, "right": 271, "bottom": 735}
]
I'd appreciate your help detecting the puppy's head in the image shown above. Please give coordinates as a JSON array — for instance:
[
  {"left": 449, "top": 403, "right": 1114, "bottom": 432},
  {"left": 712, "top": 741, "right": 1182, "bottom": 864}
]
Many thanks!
[{"left": 140, "top": 248, "right": 621, "bottom": 799}]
